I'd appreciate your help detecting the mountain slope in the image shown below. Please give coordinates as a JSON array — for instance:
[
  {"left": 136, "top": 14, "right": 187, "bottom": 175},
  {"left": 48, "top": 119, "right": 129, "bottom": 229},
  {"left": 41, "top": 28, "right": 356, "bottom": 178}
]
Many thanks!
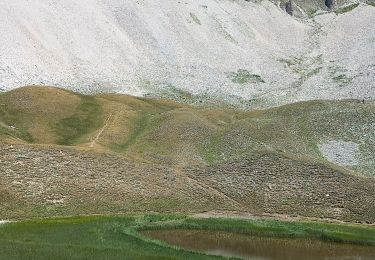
[
  {"left": 1, "top": 86, "right": 374, "bottom": 176},
  {"left": 1, "top": 86, "right": 374, "bottom": 221},
  {"left": 0, "top": 0, "right": 374, "bottom": 107},
  {"left": 1, "top": 143, "right": 374, "bottom": 222}
]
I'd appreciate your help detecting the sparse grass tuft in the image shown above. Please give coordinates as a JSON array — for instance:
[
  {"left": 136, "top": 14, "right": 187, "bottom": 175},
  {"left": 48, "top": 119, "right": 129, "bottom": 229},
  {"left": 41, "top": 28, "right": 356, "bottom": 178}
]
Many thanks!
[
  {"left": 190, "top": 12, "right": 201, "bottom": 25},
  {"left": 335, "top": 3, "right": 359, "bottom": 14},
  {"left": 228, "top": 69, "right": 265, "bottom": 84},
  {"left": 307, "top": 8, "right": 318, "bottom": 18},
  {"left": 332, "top": 74, "right": 353, "bottom": 85}
]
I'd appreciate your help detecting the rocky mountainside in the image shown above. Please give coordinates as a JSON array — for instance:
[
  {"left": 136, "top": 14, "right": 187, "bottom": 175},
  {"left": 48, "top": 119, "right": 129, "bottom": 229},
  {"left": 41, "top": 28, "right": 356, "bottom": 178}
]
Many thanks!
[{"left": 0, "top": 0, "right": 374, "bottom": 107}]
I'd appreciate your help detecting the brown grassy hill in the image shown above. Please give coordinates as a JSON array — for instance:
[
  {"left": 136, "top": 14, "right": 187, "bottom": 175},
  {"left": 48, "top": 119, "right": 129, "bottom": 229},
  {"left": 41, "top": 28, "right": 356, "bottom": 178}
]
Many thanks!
[
  {"left": 0, "top": 144, "right": 374, "bottom": 223},
  {"left": 0, "top": 86, "right": 374, "bottom": 221},
  {"left": 1, "top": 86, "right": 373, "bottom": 174}
]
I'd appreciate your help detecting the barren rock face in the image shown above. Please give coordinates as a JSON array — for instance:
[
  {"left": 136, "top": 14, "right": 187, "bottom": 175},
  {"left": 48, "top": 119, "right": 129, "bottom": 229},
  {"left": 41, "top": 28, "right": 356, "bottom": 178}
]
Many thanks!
[
  {"left": 319, "top": 140, "right": 360, "bottom": 166},
  {"left": 0, "top": 0, "right": 374, "bottom": 107}
]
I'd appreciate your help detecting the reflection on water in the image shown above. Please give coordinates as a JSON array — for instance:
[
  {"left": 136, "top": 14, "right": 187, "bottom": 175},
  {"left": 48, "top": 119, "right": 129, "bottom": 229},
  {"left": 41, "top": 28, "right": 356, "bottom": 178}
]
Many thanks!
[{"left": 141, "top": 229, "right": 375, "bottom": 260}]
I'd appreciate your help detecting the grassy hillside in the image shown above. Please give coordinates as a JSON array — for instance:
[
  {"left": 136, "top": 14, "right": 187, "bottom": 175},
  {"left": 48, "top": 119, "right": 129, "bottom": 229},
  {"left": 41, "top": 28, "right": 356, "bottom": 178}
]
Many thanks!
[
  {"left": 0, "top": 86, "right": 99, "bottom": 144},
  {"left": 0, "top": 87, "right": 374, "bottom": 222},
  {"left": 0, "top": 86, "right": 373, "bottom": 175}
]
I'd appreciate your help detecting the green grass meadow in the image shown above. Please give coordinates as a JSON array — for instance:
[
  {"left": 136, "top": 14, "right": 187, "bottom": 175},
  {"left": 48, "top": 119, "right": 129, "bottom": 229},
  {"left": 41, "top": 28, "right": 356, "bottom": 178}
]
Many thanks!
[{"left": 0, "top": 215, "right": 374, "bottom": 260}]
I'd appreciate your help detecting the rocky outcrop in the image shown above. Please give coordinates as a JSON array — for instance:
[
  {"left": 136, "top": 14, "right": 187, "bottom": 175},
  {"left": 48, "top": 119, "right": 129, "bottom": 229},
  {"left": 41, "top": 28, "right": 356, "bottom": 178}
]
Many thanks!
[
  {"left": 285, "top": 0, "right": 294, "bottom": 15},
  {"left": 325, "top": 0, "right": 337, "bottom": 9}
]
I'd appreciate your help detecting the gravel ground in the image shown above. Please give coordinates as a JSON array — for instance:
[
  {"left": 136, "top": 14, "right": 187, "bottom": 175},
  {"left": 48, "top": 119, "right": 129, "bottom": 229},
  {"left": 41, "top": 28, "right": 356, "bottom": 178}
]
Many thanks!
[
  {"left": 0, "top": 0, "right": 373, "bottom": 107},
  {"left": 319, "top": 140, "right": 360, "bottom": 166}
]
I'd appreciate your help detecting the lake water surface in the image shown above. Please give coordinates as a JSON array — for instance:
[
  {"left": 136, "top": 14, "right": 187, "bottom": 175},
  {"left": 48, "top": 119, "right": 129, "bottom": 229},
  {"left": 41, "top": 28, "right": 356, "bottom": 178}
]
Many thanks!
[{"left": 141, "top": 229, "right": 375, "bottom": 260}]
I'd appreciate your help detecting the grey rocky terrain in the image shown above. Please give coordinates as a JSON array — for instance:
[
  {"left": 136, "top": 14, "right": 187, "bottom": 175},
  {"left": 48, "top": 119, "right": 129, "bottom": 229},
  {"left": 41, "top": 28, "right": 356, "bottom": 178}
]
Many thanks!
[{"left": 0, "top": 0, "right": 374, "bottom": 107}]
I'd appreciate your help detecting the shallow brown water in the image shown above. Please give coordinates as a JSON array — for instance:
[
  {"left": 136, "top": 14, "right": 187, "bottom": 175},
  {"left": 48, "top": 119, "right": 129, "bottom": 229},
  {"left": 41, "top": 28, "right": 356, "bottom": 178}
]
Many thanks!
[{"left": 141, "top": 229, "right": 375, "bottom": 260}]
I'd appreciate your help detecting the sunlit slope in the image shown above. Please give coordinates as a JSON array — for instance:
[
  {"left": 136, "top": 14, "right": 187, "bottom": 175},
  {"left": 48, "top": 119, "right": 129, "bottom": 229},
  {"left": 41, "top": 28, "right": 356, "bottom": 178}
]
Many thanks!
[
  {"left": 1, "top": 144, "right": 374, "bottom": 222},
  {"left": 0, "top": 87, "right": 374, "bottom": 221},
  {"left": 1, "top": 86, "right": 373, "bottom": 176},
  {"left": 0, "top": 0, "right": 374, "bottom": 106}
]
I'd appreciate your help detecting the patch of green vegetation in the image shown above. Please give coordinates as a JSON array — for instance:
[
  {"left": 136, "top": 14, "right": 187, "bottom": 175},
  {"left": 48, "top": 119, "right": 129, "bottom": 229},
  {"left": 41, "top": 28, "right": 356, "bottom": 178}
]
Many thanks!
[
  {"left": 332, "top": 75, "right": 347, "bottom": 81},
  {"left": 329, "top": 65, "right": 353, "bottom": 86},
  {"left": 165, "top": 84, "right": 194, "bottom": 100},
  {"left": 201, "top": 132, "right": 223, "bottom": 164},
  {"left": 0, "top": 102, "right": 34, "bottom": 142},
  {"left": 335, "top": 3, "right": 360, "bottom": 14},
  {"left": 277, "top": 57, "right": 304, "bottom": 72},
  {"left": 306, "top": 66, "right": 323, "bottom": 78},
  {"left": 55, "top": 96, "right": 102, "bottom": 145},
  {"left": 0, "top": 124, "right": 33, "bottom": 143},
  {"left": 0, "top": 216, "right": 215, "bottom": 260},
  {"left": 147, "top": 84, "right": 195, "bottom": 102},
  {"left": 332, "top": 74, "right": 352, "bottom": 85},
  {"left": 112, "top": 112, "right": 152, "bottom": 152},
  {"left": 368, "top": 0, "right": 375, "bottom": 7},
  {"left": 307, "top": 8, "right": 318, "bottom": 18},
  {"left": 0, "top": 215, "right": 374, "bottom": 259},
  {"left": 142, "top": 214, "right": 187, "bottom": 223},
  {"left": 228, "top": 69, "right": 265, "bottom": 84},
  {"left": 278, "top": 55, "right": 322, "bottom": 84},
  {"left": 213, "top": 17, "right": 237, "bottom": 43},
  {"left": 190, "top": 12, "right": 201, "bottom": 25}
]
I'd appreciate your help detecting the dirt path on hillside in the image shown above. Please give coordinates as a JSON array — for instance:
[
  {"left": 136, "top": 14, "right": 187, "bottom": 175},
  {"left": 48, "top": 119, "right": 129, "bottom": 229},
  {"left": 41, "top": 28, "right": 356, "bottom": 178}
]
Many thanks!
[{"left": 90, "top": 114, "right": 113, "bottom": 148}]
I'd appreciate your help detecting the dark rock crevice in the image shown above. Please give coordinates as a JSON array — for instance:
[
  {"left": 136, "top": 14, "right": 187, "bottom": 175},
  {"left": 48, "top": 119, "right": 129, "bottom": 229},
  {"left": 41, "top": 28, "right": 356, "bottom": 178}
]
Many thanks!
[
  {"left": 285, "top": 0, "right": 294, "bottom": 16},
  {"left": 325, "top": 0, "right": 336, "bottom": 9},
  {"left": 279, "top": 0, "right": 294, "bottom": 16}
]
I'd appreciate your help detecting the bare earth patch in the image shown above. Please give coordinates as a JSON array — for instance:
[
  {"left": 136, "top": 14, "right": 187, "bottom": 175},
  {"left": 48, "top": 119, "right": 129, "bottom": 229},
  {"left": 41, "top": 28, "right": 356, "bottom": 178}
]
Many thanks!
[{"left": 319, "top": 140, "right": 360, "bottom": 166}]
